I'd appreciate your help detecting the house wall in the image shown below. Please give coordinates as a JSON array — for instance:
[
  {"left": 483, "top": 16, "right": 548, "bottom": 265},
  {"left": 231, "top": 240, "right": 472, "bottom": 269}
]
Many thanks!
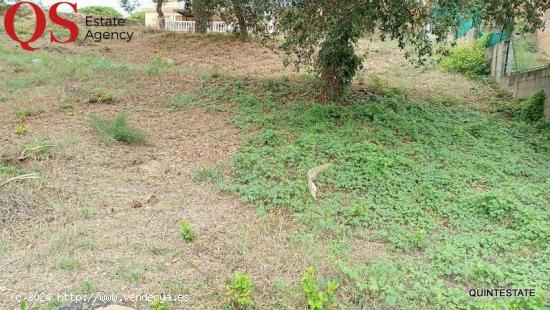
[
  {"left": 212, "top": 15, "right": 224, "bottom": 22},
  {"left": 144, "top": 11, "right": 225, "bottom": 28},
  {"left": 143, "top": 1, "right": 185, "bottom": 28},
  {"left": 144, "top": 10, "right": 180, "bottom": 28},
  {"left": 145, "top": 12, "right": 157, "bottom": 28}
]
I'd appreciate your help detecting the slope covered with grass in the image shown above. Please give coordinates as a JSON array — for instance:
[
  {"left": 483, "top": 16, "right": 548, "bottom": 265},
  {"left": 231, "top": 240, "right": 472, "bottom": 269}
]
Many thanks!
[{"left": 192, "top": 75, "right": 550, "bottom": 309}]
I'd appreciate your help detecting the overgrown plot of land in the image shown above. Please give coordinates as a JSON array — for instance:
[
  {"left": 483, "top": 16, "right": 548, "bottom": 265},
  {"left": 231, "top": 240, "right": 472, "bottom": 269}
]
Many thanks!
[{"left": 0, "top": 22, "right": 549, "bottom": 309}]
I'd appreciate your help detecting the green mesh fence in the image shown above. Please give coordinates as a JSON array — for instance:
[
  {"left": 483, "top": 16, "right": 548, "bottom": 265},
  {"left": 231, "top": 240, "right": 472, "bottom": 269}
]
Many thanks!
[
  {"left": 455, "top": 19, "right": 475, "bottom": 38},
  {"left": 486, "top": 31, "right": 510, "bottom": 48},
  {"left": 509, "top": 34, "right": 549, "bottom": 73},
  {"left": 455, "top": 18, "right": 487, "bottom": 40}
]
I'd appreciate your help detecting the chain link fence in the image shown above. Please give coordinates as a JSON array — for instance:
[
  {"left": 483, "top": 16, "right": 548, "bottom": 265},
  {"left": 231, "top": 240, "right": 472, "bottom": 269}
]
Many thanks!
[{"left": 508, "top": 33, "right": 550, "bottom": 73}]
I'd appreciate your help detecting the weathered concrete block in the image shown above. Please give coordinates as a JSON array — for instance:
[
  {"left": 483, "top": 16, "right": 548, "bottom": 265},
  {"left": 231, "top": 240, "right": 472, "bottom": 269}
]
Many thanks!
[{"left": 500, "top": 66, "right": 550, "bottom": 119}]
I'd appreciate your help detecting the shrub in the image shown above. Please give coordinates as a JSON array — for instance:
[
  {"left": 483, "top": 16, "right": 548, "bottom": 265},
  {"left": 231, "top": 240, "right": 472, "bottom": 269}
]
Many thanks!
[
  {"left": 57, "top": 254, "right": 80, "bottom": 271},
  {"left": 431, "top": 93, "right": 462, "bottom": 106},
  {"left": 302, "top": 267, "right": 337, "bottom": 310},
  {"left": 367, "top": 75, "right": 387, "bottom": 95},
  {"left": 150, "top": 56, "right": 170, "bottom": 68},
  {"left": 178, "top": 220, "right": 195, "bottom": 243},
  {"left": 114, "top": 264, "right": 145, "bottom": 284},
  {"left": 14, "top": 124, "right": 29, "bottom": 136},
  {"left": 440, "top": 36, "right": 489, "bottom": 77},
  {"left": 151, "top": 299, "right": 167, "bottom": 310},
  {"left": 0, "top": 161, "right": 25, "bottom": 179},
  {"left": 79, "top": 6, "right": 122, "bottom": 17},
  {"left": 227, "top": 272, "right": 253, "bottom": 309},
  {"left": 198, "top": 76, "right": 550, "bottom": 309},
  {"left": 85, "top": 91, "right": 114, "bottom": 104},
  {"left": 504, "top": 289, "right": 548, "bottom": 310},
  {"left": 58, "top": 99, "right": 75, "bottom": 110},
  {"left": 251, "top": 128, "right": 285, "bottom": 147},
  {"left": 519, "top": 90, "right": 545, "bottom": 122},
  {"left": 89, "top": 113, "right": 146, "bottom": 144},
  {"left": 79, "top": 280, "right": 96, "bottom": 293},
  {"left": 128, "top": 12, "right": 145, "bottom": 24},
  {"left": 145, "top": 56, "right": 171, "bottom": 74},
  {"left": 494, "top": 91, "right": 546, "bottom": 123},
  {"left": 388, "top": 228, "right": 427, "bottom": 251}
]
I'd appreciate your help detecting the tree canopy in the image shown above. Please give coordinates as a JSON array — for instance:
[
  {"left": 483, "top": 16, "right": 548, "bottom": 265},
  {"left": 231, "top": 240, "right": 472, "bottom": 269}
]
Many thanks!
[
  {"left": 191, "top": 0, "right": 275, "bottom": 38},
  {"left": 120, "top": 0, "right": 140, "bottom": 15}
]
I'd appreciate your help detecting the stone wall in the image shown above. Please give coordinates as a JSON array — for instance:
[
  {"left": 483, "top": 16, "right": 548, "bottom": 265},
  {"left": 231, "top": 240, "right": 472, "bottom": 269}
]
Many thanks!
[
  {"left": 501, "top": 67, "right": 550, "bottom": 118},
  {"left": 486, "top": 42, "right": 512, "bottom": 79}
]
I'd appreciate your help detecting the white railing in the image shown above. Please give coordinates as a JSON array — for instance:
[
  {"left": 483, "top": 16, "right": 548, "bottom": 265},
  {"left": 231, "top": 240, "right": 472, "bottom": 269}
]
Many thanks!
[
  {"left": 208, "top": 21, "right": 234, "bottom": 33},
  {"left": 165, "top": 21, "right": 195, "bottom": 32},
  {"left": 165, "top": 21, "right": 276, "bottom": 34},
  {"left": 165, "top": 21, "right": 235, "bottom": 33}
]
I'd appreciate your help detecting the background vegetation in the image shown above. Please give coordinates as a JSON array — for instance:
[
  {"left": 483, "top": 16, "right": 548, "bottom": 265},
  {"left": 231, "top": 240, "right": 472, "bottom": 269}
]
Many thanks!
[
  {"left": 440, "top": 36, "right": 490, "bottom": 77},
  {"left": 79, "top": 6, "right": 123, "bottom": 18}
]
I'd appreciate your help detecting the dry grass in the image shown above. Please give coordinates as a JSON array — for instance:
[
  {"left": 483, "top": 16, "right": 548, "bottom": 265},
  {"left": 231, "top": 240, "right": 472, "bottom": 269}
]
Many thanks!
[
  {"left": 0, "top": 22, "right": 312, "bottom": 309},
  {"left": 358, "top": 38, "right": 496, "bottom": 108},
  {"left": 113, "top": 32, "right": 290, "bottom": 77},
  {"left": 0, "top": 183, "right": 52, "bottom": 238}
]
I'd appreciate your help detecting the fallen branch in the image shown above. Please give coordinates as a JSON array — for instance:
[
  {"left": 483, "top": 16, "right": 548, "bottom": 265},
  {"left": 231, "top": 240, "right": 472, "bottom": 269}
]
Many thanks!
[
  {"left": 307, "top": 163, "right": 333, "bottom": 200},
  {"left": 0, "top": 174, "right": 41, "bottom": 188}
]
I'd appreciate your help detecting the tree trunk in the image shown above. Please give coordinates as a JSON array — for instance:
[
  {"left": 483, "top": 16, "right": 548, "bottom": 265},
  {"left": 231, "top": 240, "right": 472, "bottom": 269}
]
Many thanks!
[
  {"left": 192, "top": 0, "right": 214, "bottom": 33},
  {"left": 317, "top": 24, "right": 361, "bottom": 103},
  {"left": 319, "top": 64, "right": 345, "bottom": 102},
  {"left": 156, "top": 0, "right": 165, "bottom": 30},
  {"left": 196, "top": 19, "right": 208, "bottom": 33},
  {"left": 234, "top": 5, "right": 248, "bottom": 40}
]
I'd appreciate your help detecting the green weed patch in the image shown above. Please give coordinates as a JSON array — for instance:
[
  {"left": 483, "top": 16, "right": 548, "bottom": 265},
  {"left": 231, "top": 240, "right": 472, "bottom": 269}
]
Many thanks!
[
  {"left": 89, "top": 113, "right": 146, "bottom": 144},
  {"left": 193, "top": 75, "right": 550, "bottom": 308}
]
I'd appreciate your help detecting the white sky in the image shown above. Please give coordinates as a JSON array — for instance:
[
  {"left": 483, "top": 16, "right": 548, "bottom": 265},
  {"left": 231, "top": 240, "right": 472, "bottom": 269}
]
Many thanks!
[{"left": 10, "top": 0, "right": 156, "bottom": 16}]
